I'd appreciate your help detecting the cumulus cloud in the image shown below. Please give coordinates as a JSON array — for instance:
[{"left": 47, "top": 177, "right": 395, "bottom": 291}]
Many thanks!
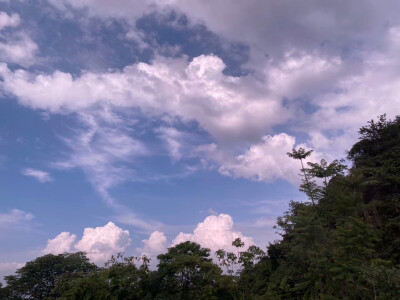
[
  {"left": 136, "top": 214, "right": 255, "bottom": 265},
  {"left": 75, "top": 222, "right": 131, "bottom": 263},
  {"left": 197, "top": 133, "right": 304, "bottom": 184},
  {"left": 21, "top": 168, "right": 53, "bottom": 183},
  {"left": 0, "top": 209, "right": 34, "bottom": 229},
  {"left": 42, "top": 232, "right": 77, "bottom": 254},
  {"left": 43, "top": 222, "right": 131, "bottom": 264},
  {"left": 172, "top": 214, "right": 254, "bottom": 252},
  {"left": 138, "top": 230, "right": 167, "bottom": 258}
]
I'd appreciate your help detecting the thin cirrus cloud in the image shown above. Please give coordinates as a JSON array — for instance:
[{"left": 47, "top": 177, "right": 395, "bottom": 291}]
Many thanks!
[
  {"left": 50, "top": 110, "right": 162, "bottom": 232},
  {"left": 52, "top": 111, "right": 147, "bottom": 205},
  {"left": 0, "top": 209, "right": 34, "bottom": 229},
  {"left": 21, "top": 168, "right": 53, "bottom": 183}
]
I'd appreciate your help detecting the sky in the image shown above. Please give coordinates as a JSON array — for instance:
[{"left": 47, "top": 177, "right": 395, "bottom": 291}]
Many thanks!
[{"left": 1, "top": 0, "right": 400, "bottom": 280}]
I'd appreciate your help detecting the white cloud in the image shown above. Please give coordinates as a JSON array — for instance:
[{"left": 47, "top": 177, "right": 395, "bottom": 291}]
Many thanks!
[
  {"left": 48, "top": 0, "right": 155, "bottom": 19},
  {"left": 138, "top": 230, "right": 167, "bottom": 258},
  {"left": 267, "top": 52, "right": 344, "bottom": 99},
  {"left": 43, "top": 222, "right": 131, "bottom": 264},
  {"left": 75, "top": 222, "right": 131, "bottom": 264},
  {"left": 0, "top": 11, "right": 38, "bottom": 66},
  {"left": 0, "top": 11, "right": 20, "bottom": 30},
  {"left": 156, "top": 126, "right": 183, "bottom": 161},
  {"left": 0, "top": 53, "right": 350, "bottom": 185},
  {"left": 52, "top": 109, "right": 146, "bottom": 204},
  {"left": 167, "top": 1, "right": 399, "bottom": 61},
  {"left": 196, "top": 133, "right": 318, "bottom": 185},
  {"left": 0, "top": 33, "right": 38, "bottom": 66},
  {"left": 172, "top": 214, "right": 254, "bottom": 252},
  {"left": 49, "top": 109, "right": 163, "bottom": 232},
  {"left": 21, "top": 168, "right": 53, "bottom": 183},
  {"left": 1, "top": 48, "right": 398, "bottom": 187},
  {"left": 0, "top": 209, "right": 34, "bottom": 229},
  {"left": 0, "top": 55, "right": 287, "bottom": 143},
  {"left": 47, "top": 1, "right": 400, "bottom": 67},
  {"left": 1, "top": 19, "right": 400, "bottom": 187},
  {"left": 42, "top": 232, "right": 77, "bottom": 254},
  {"left": 136, "top": 214, "right": 255, "bottom": 266},
  {"left": 113, "top": 211, "right": 164, "bottom": 233}
]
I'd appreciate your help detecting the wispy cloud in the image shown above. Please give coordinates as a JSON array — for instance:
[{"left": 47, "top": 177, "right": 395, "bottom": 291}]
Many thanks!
[
  {"left": 51, "top": 108, "right": 165, "bottom": 232},
  {"left": 53, "top": 109, "right": 146, "bottom": 205},
  {"left": 21, "top": 168, "right": 53, "bottom": 183},
  {"left": 0, "top": 209, "right": 34, "bottom": 229}
]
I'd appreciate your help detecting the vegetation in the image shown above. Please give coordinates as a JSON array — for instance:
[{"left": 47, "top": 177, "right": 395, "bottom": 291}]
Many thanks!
[{"left": 1, "top": 115, "right": 399, "bottom": 299}]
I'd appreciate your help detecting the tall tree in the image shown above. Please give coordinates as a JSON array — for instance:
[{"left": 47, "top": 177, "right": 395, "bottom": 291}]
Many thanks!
[
  {"left": 5, "top": 252, "right": 96, "bottom": 300},
  {"left": 156, "top": 241, "right": 223, "bottom": 300}
]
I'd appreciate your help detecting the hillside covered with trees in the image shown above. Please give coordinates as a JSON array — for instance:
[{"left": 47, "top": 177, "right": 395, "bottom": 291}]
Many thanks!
[{"left": 1, "top": 115, "right": 399, "bottom": 299}]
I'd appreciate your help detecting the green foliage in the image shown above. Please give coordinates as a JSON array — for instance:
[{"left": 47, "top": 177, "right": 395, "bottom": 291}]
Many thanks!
[
  {"left": 0, "top": 283, "right": 11, "bottom": 300},
  {"left": 156, "top": 241, "right": 223, "bottom": 299},
  {"left": 55, "top": 253, "right": 154, "bottom": 300},
  {"left": 266, "top": 115, "right": 400, "bottom": 299},
  {"left": 5, "top": 252, "right": 96, "bottom": 300},
  {"left": 216, "top": 238, "right": 267, "bottom": 299}
]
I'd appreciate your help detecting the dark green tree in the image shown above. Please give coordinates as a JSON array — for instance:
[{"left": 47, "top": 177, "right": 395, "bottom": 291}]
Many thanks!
[
  {"left": 56, "top": 253, "right": 154, "bottom": 300},
  {"left": 5, "top": 252, "right": 96, "bottom": 300},
  {"left": 156, "top": 241, "right": 223, "bottom": 300},
  {"left": 216, "top": 238, "right": 266, "bottom": 300},
  {"left": 0, "top": 283, "right": 11, "bottom": 300}
]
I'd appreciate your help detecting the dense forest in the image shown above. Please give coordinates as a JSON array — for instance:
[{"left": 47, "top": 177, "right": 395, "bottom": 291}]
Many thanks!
[{"left": 1, "top": 115, "right": 399, "bottom": 299}]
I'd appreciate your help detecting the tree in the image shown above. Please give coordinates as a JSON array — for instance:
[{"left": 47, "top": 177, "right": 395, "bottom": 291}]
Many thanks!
[
  {"left": 216, "top": 238, "right": 266, "bottom": 300},
  {"left": 156, "top": 241, "right": 223, "bottom": 299},
  {"left": 5, "top": 252, "right": 97, "bottom": 300},
  {"left": 0, "top": 283, "right": 11, "bottom": 300},
  {"left": 287, "top": 147, "right": 323, "bottom": 225},
  {"left": 56, "top": 253, "right": 154, "bottom": 300}
]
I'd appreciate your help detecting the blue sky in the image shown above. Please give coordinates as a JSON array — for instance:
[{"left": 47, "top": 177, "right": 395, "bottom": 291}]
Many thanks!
[{"left": 1, "top": 0, "right": 400, "bottom": 279}]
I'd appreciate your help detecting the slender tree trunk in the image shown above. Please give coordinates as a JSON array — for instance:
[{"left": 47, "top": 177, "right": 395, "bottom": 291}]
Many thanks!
[{"left": 300, "top": 158, "right": 322, "bottom": 226}]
